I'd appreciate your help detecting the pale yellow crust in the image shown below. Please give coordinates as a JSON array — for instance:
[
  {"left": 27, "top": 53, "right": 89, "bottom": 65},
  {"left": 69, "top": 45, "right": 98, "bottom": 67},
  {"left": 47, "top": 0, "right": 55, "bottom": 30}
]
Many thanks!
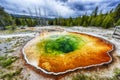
[{"left": 24, "top": 32, "right": 113, "bottom": 73}]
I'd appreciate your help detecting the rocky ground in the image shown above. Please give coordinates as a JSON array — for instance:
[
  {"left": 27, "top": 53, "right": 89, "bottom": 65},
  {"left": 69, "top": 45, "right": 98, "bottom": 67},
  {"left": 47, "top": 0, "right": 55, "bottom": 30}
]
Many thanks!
[{"left": 0, "top": 26, "right": 120, "bottom": 80}]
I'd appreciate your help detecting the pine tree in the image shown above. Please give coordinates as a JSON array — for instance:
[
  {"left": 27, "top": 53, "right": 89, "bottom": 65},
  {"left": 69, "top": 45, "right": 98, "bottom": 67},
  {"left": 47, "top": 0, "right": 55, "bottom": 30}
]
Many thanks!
[
  {"left": 92, "top": 6, "right": 98, "bottom": 17},
  {"left": 88, "top": 16, "right": 92, "bottom": 26},
  {"left": 53, "top": 18, "right": 57, "bottom": 25},
  {"left": 101, "top": 15, "right": 114, "bottom": 28},
  {"left": 61, "top": 18, "right": 65, "bottom": 26},
  {"left": 83, "top": 21, "right": 87, "bottom": 27},
  {"left": 15, "top": 18, "right": 21, "bottom": 26},
  {"left": 21, "top": 19, "right": 26, "bottom": 26},
  {"left": 0, "top": 6, "right": 12, "bottom": 29},
  {"left": 114, "top": 4, "right": 120, "bottom": 22},
  {"left": 94, "top": 13, "right": 104, "bottom": 27},
  {"left": 116, "top": 19, "right": 120, "bottom": 26},
  {"left": 66, "top": 17, "right": 73, "bottom": 27},
  {"left": 90, "top": 17, "right": 96, "bottom": 26},
  {"left": 75, "top": 17, "right": 82, "bottom": 26}
]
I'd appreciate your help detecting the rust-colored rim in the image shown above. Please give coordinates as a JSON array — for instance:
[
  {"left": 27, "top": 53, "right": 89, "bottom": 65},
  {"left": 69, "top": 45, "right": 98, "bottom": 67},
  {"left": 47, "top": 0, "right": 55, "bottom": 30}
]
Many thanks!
[{"left": 22, "top": 31, "right": 115, "bottom": 75}]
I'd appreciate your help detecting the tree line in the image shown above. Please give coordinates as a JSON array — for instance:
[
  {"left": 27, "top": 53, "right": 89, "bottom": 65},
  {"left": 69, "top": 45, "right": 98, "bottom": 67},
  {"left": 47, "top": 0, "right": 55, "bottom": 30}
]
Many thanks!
[
  {"left": 0, "top": 6, "right": 48, "bottom": 30},
  {"left": 0, "top": 4, "right": 120, "bottom": 30},
  {"left": 48, "top": 4, "right": 120, "bottom": 29}
]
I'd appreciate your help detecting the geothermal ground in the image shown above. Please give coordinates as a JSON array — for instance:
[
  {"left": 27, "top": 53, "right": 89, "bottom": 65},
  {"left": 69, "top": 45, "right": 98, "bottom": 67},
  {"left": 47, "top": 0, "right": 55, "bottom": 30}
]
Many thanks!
[{"left": 0, "top": 26, "right": 120, "bottom": 80}]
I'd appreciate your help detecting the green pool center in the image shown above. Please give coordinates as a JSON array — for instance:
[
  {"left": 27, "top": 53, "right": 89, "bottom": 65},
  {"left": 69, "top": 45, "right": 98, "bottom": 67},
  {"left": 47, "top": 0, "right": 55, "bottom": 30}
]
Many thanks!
[{"left": 36, "top": 34, "right": 85, "bottom": 55}]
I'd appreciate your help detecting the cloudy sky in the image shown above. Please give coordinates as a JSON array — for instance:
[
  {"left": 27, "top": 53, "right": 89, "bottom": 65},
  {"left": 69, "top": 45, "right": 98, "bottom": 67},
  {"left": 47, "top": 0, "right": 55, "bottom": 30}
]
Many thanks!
[{"left": 0, "top": 0, "right": 120, "bottom": 18}]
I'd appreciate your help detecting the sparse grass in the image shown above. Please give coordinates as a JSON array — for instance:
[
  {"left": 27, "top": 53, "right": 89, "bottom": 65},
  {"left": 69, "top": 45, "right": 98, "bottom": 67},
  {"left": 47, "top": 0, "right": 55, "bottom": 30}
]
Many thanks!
[
  {"left": 0, "top": 54, "right": 24, "bottom": 80},
  {"left": 72, "top": 73, "right": 115, "bottom": 80},
  {"left": 0, "top": 29, "right": 35, "bottom": 35},
  {"left": 5, "top": 49, "right": 15, "bottom": 53},
  {"left": 72, "top": 74, "right": 89, "bottom": 80},
  {"left": 19, "top": 30, "right": 34, "bottom": 33},
  {"left": 114, "top": 68, "right": 120, "bottom": 76},
  {"left": 0, "top": 29, "right": 18, "bottom": 35},
  {"left": 0, "top": 55, "right": 22, "bottom": 79},
  {"left": 12, "top": 41, "right": 23, "bottom": 48},
  {"left": 0, "top": 68, "right": 23, "bottom": 80},
  {"left": 112, "top": 68, "right": 120, "bottom": 80},
  {"left": 0, "top": 30, "right": 15, "bottom": 34},
  {"left": 0, "top": 29, "right": 35, "bottom": 80},
  {"left": 4, "top": 46, "right": 7, "bottom": 49},
  {"left": 5, "top": 38, "right": 12, "bottom": 42},
  {"left": 0, "top": 55, "right": 18, "bottom": 67}
]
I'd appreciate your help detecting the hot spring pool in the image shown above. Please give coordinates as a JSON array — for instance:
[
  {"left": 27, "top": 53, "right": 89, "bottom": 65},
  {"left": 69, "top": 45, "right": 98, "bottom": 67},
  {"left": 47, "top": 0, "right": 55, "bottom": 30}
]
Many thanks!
[{"left": 22, "top": 31, "right": 114, "bottom": 75}]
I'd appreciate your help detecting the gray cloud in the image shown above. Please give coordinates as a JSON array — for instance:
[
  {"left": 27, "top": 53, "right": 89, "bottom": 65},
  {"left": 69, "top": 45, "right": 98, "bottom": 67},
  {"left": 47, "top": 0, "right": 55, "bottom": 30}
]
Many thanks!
[
  {"left": 56, "top": 0, "right": 68, "bottom": 2},
  {"left": 0, "top": 0, "right": 120, "bottom": 18}
]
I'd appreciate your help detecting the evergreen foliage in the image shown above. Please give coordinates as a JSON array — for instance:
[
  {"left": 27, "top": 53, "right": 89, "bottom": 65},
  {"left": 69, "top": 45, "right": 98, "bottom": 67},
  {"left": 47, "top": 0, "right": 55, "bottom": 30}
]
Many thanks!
[
  {"left": 0, "top": 4, "right": 120, "bottom": 29},
  {"left": 114, "top": 4, "right": 120, "bottom": 22},
  {"left": 101, "top": 15, "right": 114, "bottom": 28},
  {"left": 116, "top": 19, "right": 120, "bottom": 26},
  {"left": 48, "top": 4, "right": 120, "bottom": 28}
]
